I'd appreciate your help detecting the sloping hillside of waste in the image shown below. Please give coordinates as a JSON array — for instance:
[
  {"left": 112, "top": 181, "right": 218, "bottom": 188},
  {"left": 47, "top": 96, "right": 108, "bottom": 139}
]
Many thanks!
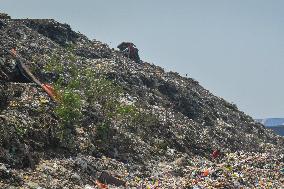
[{"left": 0, "top": 13, "right": 283, "bottom": 188}]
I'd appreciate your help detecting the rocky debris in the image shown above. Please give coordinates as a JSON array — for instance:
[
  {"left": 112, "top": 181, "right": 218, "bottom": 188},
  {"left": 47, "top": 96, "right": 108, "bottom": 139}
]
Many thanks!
[
  {"left": 0, "top": 163, "right": 22, "bottom": 186},
  {"left": 23, "top": 19, "right": 80, "bottom": 46},
  {"left": 98, "top": 171, "right": 126, "bottom": 187},
  {"left": 0, "top": 51, "right": 34, "bottom": 83},
  {"left": 0, "top": 15, "right": 283, "bottom": 188},
  {"left": 0, "top": 13, "right": 11, "bottom": 19},
  {"left": 75, "top": 47, "right": 102, "bottom": 59}
]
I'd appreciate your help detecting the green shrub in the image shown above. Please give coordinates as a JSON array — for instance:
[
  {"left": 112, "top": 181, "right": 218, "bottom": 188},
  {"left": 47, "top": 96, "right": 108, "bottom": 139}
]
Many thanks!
[
  {"left": 55, "top": 89, "right": 82, "bottom": 126},
  {"left": 44, "top": 52, "right": 160, "bottom": 148}
]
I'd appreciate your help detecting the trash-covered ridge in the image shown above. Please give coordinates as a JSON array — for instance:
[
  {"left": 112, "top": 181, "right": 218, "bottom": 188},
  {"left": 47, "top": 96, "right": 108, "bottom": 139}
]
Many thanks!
[{"left": 0, "top": 15, "right": 283, "bottom": 188}]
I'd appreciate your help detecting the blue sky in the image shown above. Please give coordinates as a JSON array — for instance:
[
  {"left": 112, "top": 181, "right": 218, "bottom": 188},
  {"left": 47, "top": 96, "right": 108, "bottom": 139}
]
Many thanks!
[{"left": 1, "top": 0, "right": 283, "bottom": 118}]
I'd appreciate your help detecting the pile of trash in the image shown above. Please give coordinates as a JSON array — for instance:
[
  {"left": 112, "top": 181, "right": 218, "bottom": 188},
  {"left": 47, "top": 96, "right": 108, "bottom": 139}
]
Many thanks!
[
  {"left": 0, "top": 13, "right": 283, "bottom": 188},
  {"left": 0, "top": 151, "right": 283, "bottom": 188}
]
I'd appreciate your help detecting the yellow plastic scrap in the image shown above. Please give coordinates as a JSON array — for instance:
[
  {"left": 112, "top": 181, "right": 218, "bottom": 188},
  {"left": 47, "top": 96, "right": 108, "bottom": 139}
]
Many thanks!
[
  {"left": 232, "top": 172, "right": 239, "bottom": 178},
  {"left": 23, "top": 175, "right": 29, "bottom": 180},
  {"left": 225, "top": 165, "right": 233, "bottom": 172},
  {"left": 39, "top": 97, "right": 49, "bottom": 104},
  {"left": 9, "top": 101, "right": 18, "bottom": 107},
  {"left": 154, "top": 180, "right": 159, "bottom": 187}
]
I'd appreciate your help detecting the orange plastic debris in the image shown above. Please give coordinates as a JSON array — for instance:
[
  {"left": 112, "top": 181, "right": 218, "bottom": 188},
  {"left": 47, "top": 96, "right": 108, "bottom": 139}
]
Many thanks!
[
  {"left": 96, "top": 180, "right": 108, "bottom": 189},
  {"left": 41, "top": 83, "right": 58, "bottom": 101},
  {"left": 202, "top": 169, "right": 210, "bottom": 177}
]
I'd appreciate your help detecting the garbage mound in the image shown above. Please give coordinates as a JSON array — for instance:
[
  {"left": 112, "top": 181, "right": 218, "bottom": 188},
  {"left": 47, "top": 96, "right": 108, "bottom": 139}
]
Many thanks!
[
  {"left": 0, "top": 13, "right": 283, "bottom": 188},
  {"left": 24, "top": 19, "right": 80, "bottom": 46}
]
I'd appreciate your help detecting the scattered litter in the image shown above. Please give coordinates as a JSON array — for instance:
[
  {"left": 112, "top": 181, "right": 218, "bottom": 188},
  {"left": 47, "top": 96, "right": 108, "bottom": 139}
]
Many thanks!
[{"left": 0, "top": 13, "right": 283, "bottom": 189}]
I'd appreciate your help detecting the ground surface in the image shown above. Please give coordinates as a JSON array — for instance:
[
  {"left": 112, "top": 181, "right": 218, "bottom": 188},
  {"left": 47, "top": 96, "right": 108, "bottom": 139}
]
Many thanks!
[{"left": 0, "top": 15, "right": 283, "bottom": 188}]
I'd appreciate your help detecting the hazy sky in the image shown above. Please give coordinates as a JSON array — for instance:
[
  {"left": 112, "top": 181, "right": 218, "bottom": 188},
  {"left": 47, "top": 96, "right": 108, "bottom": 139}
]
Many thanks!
[{"left": 1, "top": 0, "right": 283, "bottom": 118}]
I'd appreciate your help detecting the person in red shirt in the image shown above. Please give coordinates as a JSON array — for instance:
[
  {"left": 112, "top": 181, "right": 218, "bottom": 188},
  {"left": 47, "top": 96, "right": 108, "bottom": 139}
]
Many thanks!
[{"left": 117, "top": 42, "right": 141, "bottom": 63}]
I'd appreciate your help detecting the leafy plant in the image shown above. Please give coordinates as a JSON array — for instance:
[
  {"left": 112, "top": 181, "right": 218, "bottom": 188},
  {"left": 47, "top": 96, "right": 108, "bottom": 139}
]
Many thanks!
[{"left": 44, "top": 52, "right": 160, "bottom": 149}]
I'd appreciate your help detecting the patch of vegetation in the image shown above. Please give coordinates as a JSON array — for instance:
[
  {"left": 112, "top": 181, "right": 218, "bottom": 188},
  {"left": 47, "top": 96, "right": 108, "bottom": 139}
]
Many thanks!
[
  {"left": 44, "top": 52, "right": 160, "bottom": 150},
  {"left": 65, "top": 43, "right": 76, "bottom": 52}
]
